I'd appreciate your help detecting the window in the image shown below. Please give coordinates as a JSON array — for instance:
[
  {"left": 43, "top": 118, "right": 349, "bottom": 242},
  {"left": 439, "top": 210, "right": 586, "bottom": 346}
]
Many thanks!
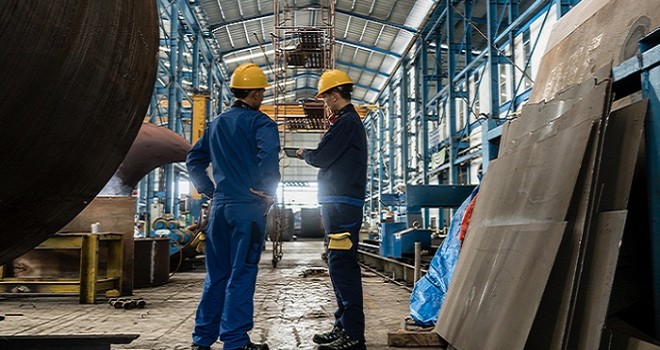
[
  {"left": 499, "top": 65, "right": 508, "bottom": 105},
  {"left": 522, "top": 29, "right": 533, "bottom": 90}
]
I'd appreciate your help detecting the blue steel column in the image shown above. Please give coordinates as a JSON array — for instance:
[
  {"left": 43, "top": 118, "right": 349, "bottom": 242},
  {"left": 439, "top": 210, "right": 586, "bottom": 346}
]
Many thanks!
[
  {"left": 435, "top": 32, "right": 443, "bottom": 172},
  {"left": 421, "top": 39, "right": 429, "bottom": 185},
  {"left": 420, "top": 38, "right": 431, "bottom": 227},
  {"left": 460, "top": 1, "right": 474, "bottom": 159},
  {"left": 446, "top": 1, "right": 459, "bottom": 184},
  {"left": 434, "top": 23, "right": 446, "bottom": 228},
  {"left": 192, "top": 34, "right": 200, "bottom": 91},
  {"left": 508, "top": 1, "right": 519, "bottom": 111},
  {"left": 137, "top": 176, "right": 147, "bottom": 234},
  {"left": 149, "top": 99, "right": 159, "bottom": 123},
  {"left": 219, "top": 66, "right": 226, "bottom": 116},
  {"left": 557, "top": 0, "right": 576, "bottom": 17},
  {"left": 643, "top": 59, "right": 660, "bottom": 339},
  {"left": 216, "top": 68, "right": 227, "bottom": 115},
  {"left": 388, "top": 82, "right": 396, "bottom": 193},
  {"left": 174, "top": 171, "right": 180, "bottom": 218},
  {"left": 481, "top": 0, "right": 500, "bottom": 171},
  {"left": 378, "top": 110, "right": 385, "bottom": 221},
  {"left": 207, "top": 65, "right": 216, "bottom": 120},
  {"left": 464, "top": 0, "right": 474, "bottom": 67},
  {"left": 146, "top": 90, "right": 158, "bottom": 224},
  {"left": 400, "top": 58, "right": 410, "bottom": 185},
  {"left": 436, "top": 33, "right": 443, "bottom": 90},
  {"left": 143, "top": 99, "right": 159, "bottom": 226},
  {"left": 164, "top": 2, "right": 180, "bottom": 215},
  {"left": 147, "top": 170, "right": 156, "bottom": 231},
  {"left": 172, "top": 28, "right": 186, "bottom": 218},
  {"left": 176, "top": 35, "right": 185, "bottom": 135}
]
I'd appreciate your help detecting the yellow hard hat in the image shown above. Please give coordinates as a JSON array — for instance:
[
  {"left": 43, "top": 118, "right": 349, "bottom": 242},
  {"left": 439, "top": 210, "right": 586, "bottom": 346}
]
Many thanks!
[
  {"left": 316, "top": 69, "right": 353, "bottom": 97},
  {"left": 229, "top": 63, "right": 270, "bottom": 89}
]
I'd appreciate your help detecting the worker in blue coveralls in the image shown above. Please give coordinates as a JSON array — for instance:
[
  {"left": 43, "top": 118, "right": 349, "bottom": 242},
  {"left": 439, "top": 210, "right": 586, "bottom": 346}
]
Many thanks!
[
  {"left": 296, "top": 69, "right": 368, "bottom": 350},
  {"left": 187, "top": 63, "right": 280, "bottom": 350}
]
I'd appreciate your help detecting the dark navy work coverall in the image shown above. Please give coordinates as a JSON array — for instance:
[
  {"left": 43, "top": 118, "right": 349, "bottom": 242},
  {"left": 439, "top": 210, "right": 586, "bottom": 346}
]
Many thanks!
[
  {"left": 187, "top": 101, "right": 280, "bottom": 349},
  {"left": 301, "top": 104, "right": 368, "bottom": 342}
]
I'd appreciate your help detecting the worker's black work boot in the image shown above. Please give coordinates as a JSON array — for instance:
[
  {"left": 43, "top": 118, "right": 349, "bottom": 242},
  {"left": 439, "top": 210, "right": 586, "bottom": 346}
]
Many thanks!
[
  {"left": 313, "top": 326, "right": 344, "bottom": 344},
  {"left": 191, "top": 344, "right": 211, "bottom": 350},
  {"left": 317, "top": 332, "right": 366, "bottom": 350},
  {"left": 238, "top": 342, "right": 270, "bottom": 350}
]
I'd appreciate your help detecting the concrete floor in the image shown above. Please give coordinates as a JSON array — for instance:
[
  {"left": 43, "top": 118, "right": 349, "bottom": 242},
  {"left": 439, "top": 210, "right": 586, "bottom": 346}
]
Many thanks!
[{"left": 0, "top": 240, "right": 434, "bottom": 350}]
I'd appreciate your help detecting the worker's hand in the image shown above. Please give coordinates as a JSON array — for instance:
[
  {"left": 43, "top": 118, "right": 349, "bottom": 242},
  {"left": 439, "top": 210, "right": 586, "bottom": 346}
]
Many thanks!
[
  {"left": 190, "top": 232, "right": 206, "bottom": 254},
  {"left": 296, "top": 148, "right": 305, "bottom": 159},
  {"left": 250, "top": 188, "right": 275, "bottom": 216}
]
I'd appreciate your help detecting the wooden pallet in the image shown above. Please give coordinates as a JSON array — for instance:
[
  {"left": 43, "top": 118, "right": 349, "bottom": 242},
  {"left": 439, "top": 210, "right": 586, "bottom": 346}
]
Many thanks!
[
  {"left": 387, "top": 330, "right": 447, "bottom": 347},
  {"left": 387, "top": 317, "right": 448, "bottom": 348}
]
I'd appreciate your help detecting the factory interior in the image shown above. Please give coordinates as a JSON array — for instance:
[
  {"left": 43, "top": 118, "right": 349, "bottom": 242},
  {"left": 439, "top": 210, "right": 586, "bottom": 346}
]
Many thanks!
[{"left": 1, "top": 0, "right": 660, "bottom": 349}]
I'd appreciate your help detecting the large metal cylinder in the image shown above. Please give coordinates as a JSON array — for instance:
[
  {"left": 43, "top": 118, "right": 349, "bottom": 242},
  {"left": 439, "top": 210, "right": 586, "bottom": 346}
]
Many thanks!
[
  {"left": 0, "top": 1, "right": 159, "bottom": 265},
  {"left": 100, "top": 123, "right": 192, "bottom": 196}
]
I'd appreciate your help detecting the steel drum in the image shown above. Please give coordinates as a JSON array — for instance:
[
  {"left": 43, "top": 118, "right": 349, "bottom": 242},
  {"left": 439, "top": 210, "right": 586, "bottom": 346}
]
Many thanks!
[{"left": 0, "top": 1, "right": 159, "bottom": 265}]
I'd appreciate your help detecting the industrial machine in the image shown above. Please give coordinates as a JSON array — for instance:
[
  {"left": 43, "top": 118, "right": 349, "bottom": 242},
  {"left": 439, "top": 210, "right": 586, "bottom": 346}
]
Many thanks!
[
  {"left": 378, "top": 222, "right": 407, "bottom": 258},
  {"left": 379, "top": 222, "right": 434, "bottom": 259},
  {"left": 151, "top": 217, "right": 194, "bottom": 257},
  {"left": 376, "top": 185, "right": 475, "bottom": 259}
]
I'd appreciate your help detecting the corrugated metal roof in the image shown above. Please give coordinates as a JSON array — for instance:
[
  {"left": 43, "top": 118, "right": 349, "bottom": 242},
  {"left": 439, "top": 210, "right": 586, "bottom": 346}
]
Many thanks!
[{"left": 199, "top": 0, "right": 438, "bottom": 104}]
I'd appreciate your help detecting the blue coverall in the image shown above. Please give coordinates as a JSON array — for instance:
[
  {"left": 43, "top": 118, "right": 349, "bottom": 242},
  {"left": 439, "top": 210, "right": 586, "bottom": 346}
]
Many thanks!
[
  {"left": 301, "top": 104, "right": 368, "bottom": 342},
  {"left": 187, "top": 100, "right": 280, "bottom": 349}
]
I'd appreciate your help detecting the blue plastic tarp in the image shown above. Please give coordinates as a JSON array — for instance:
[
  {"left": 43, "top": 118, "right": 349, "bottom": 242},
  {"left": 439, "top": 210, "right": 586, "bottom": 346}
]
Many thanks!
[{"left": 408, "top": 185, "right": 480, "bottom": 326}]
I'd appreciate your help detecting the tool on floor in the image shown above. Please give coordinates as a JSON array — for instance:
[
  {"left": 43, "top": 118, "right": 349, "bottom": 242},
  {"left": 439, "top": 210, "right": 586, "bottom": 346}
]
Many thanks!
[{"left": 108, "top": 297, "right": 147, "bottom": 310}]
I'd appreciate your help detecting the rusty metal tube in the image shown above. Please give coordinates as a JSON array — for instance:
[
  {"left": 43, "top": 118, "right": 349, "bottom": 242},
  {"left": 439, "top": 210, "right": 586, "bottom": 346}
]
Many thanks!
[{"left": 100, "top": 123, "right": 192, "bottom": 196}]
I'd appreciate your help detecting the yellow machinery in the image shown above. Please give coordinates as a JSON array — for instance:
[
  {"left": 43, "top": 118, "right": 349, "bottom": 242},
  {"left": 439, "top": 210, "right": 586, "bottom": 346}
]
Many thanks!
[{"left": 0, "top": 232, "right": 123, "bottom": 304}]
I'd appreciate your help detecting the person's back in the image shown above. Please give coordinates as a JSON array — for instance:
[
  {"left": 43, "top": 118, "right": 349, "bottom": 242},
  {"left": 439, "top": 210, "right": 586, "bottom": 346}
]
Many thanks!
[{"left": 204, "top": 104, "right": 279, "bottom": 203}]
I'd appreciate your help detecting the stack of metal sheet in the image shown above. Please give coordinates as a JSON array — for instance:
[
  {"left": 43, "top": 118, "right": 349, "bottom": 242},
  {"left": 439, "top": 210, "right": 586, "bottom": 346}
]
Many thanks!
[{"left": 435, "top": 0, "right": 657, "bottom": 348}]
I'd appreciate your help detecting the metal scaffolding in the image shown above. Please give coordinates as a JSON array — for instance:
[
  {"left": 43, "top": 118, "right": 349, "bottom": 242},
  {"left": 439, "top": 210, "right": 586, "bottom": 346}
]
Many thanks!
[
  {"left": 267, "top": 0, "right": 336, "bottom": 266},
  {"left": 272, "top": 0, "right": 335, "bottom": 130}
]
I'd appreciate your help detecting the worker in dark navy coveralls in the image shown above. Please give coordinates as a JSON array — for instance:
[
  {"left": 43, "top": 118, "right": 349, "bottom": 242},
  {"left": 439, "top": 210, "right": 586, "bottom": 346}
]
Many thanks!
[
  {"left": 296, "top": 69, "right": 368, "bottom": 350},
  {"left": 187, "top": 63, "right": 280, "bottom": 350}
]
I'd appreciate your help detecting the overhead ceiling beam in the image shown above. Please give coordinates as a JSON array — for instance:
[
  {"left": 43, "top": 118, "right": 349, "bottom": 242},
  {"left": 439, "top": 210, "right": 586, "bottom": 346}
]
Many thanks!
[
  {"left": 264, "top": 72, "right": 380, "bottom": 93},
  {"left": 335, "top": 38, "right": 402, "bottom": 58},
  {"left": 337, "top": 60, "right": 389, "bottom": 78},
  {"left": 208, "top": 9, "right": 419, "bottom": 33},
  {"left": 263, "top": 87, "right": 369, "bottom": 104},
  {"left": 209, "top": 13, "right": 273, "bottom": 32},
  {"left": 222, "top": 37, "right": 402, "bottom": 59},
  {"left": 256, "top": 60, "right": 389, "bottom": 78},
  {"left": 336, "top": 9, "right": 416, "bottom": 32}
]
